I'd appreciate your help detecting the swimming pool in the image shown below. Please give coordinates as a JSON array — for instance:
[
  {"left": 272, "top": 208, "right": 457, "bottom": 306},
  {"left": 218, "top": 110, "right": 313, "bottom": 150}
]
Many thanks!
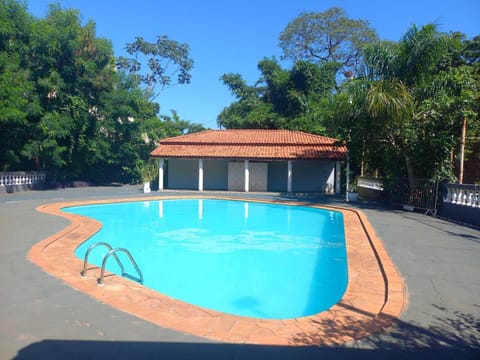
[{"left": 66, "top": 199, "right": 347, "bottom": 319}]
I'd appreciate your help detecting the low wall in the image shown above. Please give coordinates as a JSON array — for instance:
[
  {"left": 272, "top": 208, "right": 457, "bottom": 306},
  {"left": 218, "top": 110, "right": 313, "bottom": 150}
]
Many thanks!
[
  {"left": 439, "top": 183, "right": 480, "bottom": 228},
  {"left": 357, "top": 178, "right": 479, "bottom": 228},
  {"left": 0, "top": 171, "right": 46, "bottom": 193}
]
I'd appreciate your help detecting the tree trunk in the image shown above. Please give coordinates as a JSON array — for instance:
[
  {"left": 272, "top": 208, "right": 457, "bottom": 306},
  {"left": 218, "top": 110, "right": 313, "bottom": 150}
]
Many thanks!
[
  {"left": 405, "top": 155, "right": 416, "bottom": 191},
  {"left": 459, "top": 117, "right": 467, "bottom": 184}
]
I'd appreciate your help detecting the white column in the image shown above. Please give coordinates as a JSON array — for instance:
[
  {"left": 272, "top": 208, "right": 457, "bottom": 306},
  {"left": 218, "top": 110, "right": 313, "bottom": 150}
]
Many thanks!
[
  {"left": 345, "top": 154, "right": 350, "bottom": 202},
  {"left": 335, "top": 161, "right": 341, "bottom": 194},
  {"left": 287, "top": 160, "right": 293, "bottom": 193},
  {"left": 244, "top": 160, "right": 249, "bottom": 192},
  {"left": 158, "top": 158, "right": 164, "bottom": 191},
  {"left": 198, "top": 159, "right": 204, "bottom": 191}
]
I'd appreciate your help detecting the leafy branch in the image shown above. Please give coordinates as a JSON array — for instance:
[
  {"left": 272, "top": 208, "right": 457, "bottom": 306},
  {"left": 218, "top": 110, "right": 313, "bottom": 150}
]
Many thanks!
[{"left": 117, "top": 35, "right": 194, "bottom": 100}]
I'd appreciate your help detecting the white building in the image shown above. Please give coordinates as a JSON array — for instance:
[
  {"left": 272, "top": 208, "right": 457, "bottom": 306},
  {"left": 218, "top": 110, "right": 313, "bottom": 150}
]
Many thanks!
[{"left": 150, "top": 129, "right": 347, "bottom": 193}]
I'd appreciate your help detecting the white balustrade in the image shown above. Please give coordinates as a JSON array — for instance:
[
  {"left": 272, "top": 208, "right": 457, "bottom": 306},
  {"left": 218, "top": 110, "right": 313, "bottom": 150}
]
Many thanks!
[
  {"left": 443, "top": 184, "right": 479, "bottom": 208},
  {"left": 0, "top": 171, "right": 46, "bottom": 192}
]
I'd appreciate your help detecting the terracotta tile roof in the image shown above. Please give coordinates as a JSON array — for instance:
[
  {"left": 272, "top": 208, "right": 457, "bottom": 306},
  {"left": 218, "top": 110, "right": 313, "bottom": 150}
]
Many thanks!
[{"left": 150, "top": 129, "right": 347, "bottom": 160}]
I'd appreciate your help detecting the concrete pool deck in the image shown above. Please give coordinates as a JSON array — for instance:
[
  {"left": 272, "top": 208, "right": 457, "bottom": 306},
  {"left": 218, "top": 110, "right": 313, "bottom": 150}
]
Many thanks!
[{"left": 1, "top": 186, "right": 479, "bottom": 359}]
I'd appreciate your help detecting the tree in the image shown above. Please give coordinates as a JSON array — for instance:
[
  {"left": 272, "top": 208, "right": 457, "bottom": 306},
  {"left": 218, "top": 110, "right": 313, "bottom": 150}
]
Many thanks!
[
  {"left": 218, "top": 58, "right": 336, "bottom": 132},
  {"left": 21, "top": 4, "right": 118, "bottom": 179},
  {"left": 94, "top": 74, "right": 160, "bottom": 183},
  {"left": 117, "top": 35, "right": 194, "bottom": 100},
  {"left": 278, "top": 7, "right": 377, "bottom": 83},
  {"left": 463, "top": 35, "right": 480, "bottom": 68},
  {"left": 420, "top": 63, "right": 479, "bottom": 183},
  {"left": 336, "top": 77, "right": 415, "bottom": 183},
  {"left": 331, "top": 24, "right": 480, "bottom": 188},
  {"left": 0, "top": 0, "right": 39, "bottom": 170},
  {"left": 159, "top": 110, "right": 205, "bottom": 136},
  {"left": 218, "top": 71, "right": 277, "bottom": 129},
  {"left": 0, "top": 2, "right": 201, "bottom": 184}
]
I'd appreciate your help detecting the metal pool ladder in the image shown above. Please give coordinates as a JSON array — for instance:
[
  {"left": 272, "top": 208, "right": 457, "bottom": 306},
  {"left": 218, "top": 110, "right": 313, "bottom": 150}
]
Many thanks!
[{"left": 80, "top": 242, "right": 144, "bottom": 286}]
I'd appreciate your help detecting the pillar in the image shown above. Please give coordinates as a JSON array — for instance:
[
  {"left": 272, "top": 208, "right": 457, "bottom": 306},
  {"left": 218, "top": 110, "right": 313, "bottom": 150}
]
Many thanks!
[
  {"left": 287, "top": 160, "right": 293, "bottom": 193},
  {"left": 335, "top": 161, "right": 341, "bottom": 194},
  {"left": 158, "top": 158, "right": 164, "bottom": 191},
  {"left": 198, "top": 159, "right": 204, "bottom": 191},
  {"left": 345, "top": 153, "right": 350, "bottom": 202},
  {"left": 244, "top": 160, "right": 249, "bottom": 192}
]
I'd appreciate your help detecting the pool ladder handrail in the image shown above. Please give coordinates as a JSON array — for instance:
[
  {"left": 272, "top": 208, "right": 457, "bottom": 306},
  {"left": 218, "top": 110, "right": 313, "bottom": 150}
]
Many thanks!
[
  {"left": 80, "top": 242, "right": 143, "bottom": 286},
  {"left": 97, "top": 248, "right": 144, "bottom": 286},
  {"left": 81, "top": 242, "right": 125, "bottom": 277}
]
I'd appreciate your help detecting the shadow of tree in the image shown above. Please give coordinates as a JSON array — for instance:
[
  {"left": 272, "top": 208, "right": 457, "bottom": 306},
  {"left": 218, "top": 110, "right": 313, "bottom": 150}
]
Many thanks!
[
  {"left": 13, "top": 308, "right": 479, "bottom": 360},
  {"left": 291, "top": 306, "right": 480, "bottom": 358}
]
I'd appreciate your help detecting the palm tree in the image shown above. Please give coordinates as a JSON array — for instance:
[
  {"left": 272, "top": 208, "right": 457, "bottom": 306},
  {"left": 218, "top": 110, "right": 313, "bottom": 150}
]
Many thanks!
[{"left": 339, "top": 24, "right": 449, "bottom": 189}]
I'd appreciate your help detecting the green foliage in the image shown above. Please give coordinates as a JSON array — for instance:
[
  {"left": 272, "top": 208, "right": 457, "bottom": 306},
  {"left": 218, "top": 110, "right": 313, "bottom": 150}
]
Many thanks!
[
  {"left": 137, "top": 158, "right": 158, "bottom": 182},
  {"left": 278, "top": 7, "right": 377, "bottom": 84},
  {"left": 463, "top": 35, "right": 480, "bottom": 68},
  {"left": 0, "top": 1, "right": 200, "bottom": 184},
  {"left": 330, "top": 24, "right": 480, "bottom": 184},
  {"left": 218, "top": 58, "right": 336, "bottom": 133},
  {"left": 118, "top": 35, "right": 194, "bottom": 100},
  {"left": 159, "top": 110, "right": 205, "bottom": 136},
  {"left": 0, "top": 0, "right": 37, "bottom": 170}
]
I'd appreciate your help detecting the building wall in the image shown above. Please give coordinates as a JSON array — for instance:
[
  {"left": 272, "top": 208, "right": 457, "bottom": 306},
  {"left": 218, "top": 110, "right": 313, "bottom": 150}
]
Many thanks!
[
  {"left": 249, "top": 162, "right": 268, "bottom": 191},
  {"left": 228, "top": 161, "right": 268, "bottom": 192},
  {"left": 268, "top": 162, "right": 287, "bottom": 191},
  {"left": 204, "top": 160, "right": 228, "bottom": 190},
  {"left": 292, "top": 160, "right": 336, "bottom": 193},
  {"left": 227, "top": 162, "right": 244, "bottom": 191},
  {"left": 168, "top": 159, "right": 198, "bottom": 190},
  {"left": 167, "top": 158, "right": 337, "bottom": 193}
]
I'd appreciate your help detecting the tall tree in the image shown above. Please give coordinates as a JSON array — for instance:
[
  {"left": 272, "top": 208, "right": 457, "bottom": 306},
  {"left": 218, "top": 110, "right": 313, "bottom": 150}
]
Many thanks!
[
  {"left": 0, "top": 2, "right": 201, "bottom": 184},
  {"left": 278, "top": 7, "right": 377, "bottom": 84},
  {"left": 21, "top": 4, "right": 118, "bottom": 179}
]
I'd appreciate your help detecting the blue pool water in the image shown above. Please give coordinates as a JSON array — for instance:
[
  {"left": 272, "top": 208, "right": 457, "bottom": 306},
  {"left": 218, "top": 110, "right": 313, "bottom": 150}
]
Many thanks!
[{"left": 66, "top": 199, "right": 347, "bottom": 319}]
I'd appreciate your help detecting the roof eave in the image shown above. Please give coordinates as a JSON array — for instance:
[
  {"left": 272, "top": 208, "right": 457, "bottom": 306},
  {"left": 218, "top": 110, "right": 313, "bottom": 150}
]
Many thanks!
[{"left": 150, "top": 154, "right": 348, "bottom": 160}]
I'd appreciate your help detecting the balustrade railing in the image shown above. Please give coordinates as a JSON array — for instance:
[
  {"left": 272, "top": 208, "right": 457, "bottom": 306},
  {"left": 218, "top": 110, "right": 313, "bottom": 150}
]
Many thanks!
[
  {"left": 443, "top": 183, "right": 480, "bottom": 208},
  {"left": 0, "top": 171, "right": 46, "bottom": 193}
]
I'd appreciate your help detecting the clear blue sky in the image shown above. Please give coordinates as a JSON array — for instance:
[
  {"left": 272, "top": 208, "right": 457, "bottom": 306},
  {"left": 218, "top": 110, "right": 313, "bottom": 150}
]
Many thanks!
[{"left": 27, "top": 0, "right": 480, "bottom": 129}]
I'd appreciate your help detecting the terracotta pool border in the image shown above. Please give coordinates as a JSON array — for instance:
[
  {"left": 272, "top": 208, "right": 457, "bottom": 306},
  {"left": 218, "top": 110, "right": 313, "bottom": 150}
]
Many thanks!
[{"left": 28, "top": 195, "right": 407, "bottom": 346}]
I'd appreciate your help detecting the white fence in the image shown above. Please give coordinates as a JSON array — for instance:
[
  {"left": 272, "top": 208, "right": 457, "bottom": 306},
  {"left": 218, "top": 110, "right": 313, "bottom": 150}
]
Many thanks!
[
  {"left": 441, "top": 184, "right": 480, "bottom": 228},
  {"left": 357, "top": 178, "right": 479, "bottom": 227},
  {"left": 443, "top": 184, "right": 480, "bottom": 208},
  {"left": 0, "top": 172, "right": 46, "bottom": 193}
]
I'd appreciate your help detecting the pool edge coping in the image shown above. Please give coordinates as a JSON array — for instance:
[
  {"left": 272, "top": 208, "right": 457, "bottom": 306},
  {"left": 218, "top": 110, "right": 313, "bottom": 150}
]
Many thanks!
[{"left": 28, "top": 195, "right": 407, "bottom": 346}]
